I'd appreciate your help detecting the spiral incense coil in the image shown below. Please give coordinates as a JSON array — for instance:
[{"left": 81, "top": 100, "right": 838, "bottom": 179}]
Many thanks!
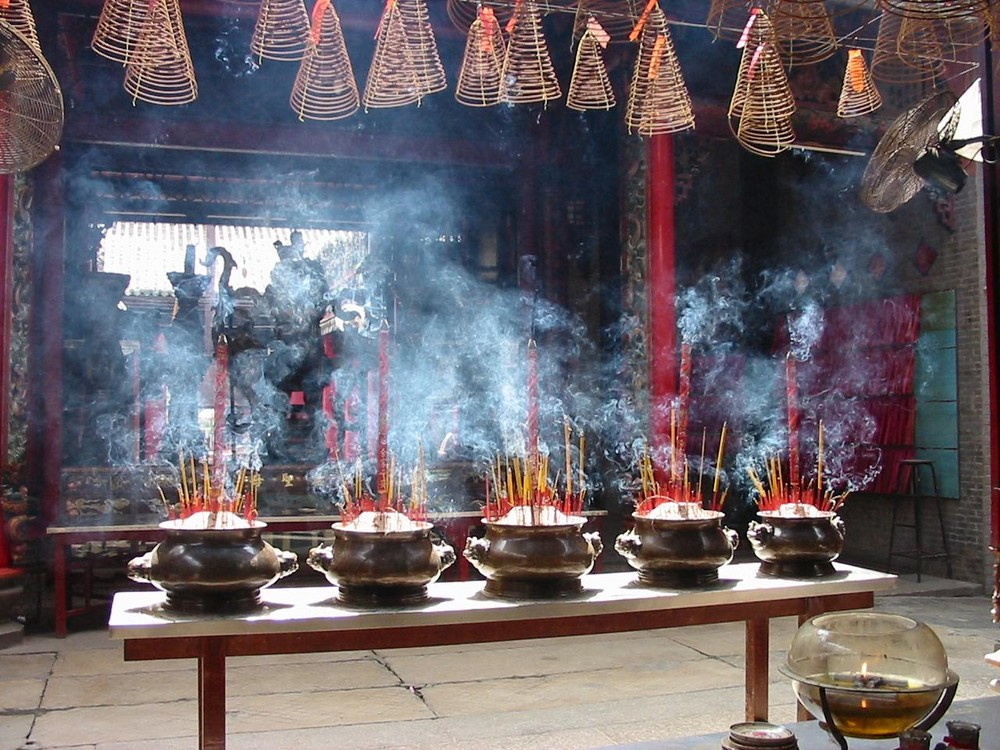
[
  {"left": 500, "top": 0, "right": 562, "bottom": 105},
  {"left": 871, "top": 11, "right": 943, "bottom": 84},
  {"left": 736, "top": 107, "right": 795, "bottom": 156},
  {"left": 880, "top": 0, "right": 989, "bottom": 21},
  {"left": 637, "top": 27, "right": 695, "bottom": 133},
  {"left": 123, "top": 0, "right": 198, "bottom": 105},
  {"left": 571, "top": 0, "right": 642, "bottom": 45},
  {"left": 363, "top": 0, "right": 423, "bottom": 109},
  {"left": 289, "top": 0, "right": 358, "bottom": 120},
  {"left": 729, "top": 11, "right": 793, "bottom": 121},
  {"left": 397, "top": 0, "right": 447, "bottom": 96},
  {"left": 455, "top": 8, "right": 506, "bottom": 107},
  {"left": 837, "top": 48, "right": 882, "bottom": 117},
  {"left": 251, "top": 0, "right": 313, "bottom": 62},
  {"left": 707, "top": 0, "right": 774, "bottom": 43},
  {"left": 567, "top": 21, "right": 616, "bottom": 111},
  {"left": 771, "top": 0, "right": 838, "bottom": 67},
  {"left": 0, "top": 0, "right": 39, "bottom": 54},
  {"left": 447, "top": 0, "right": 511, "bottom": 33},
  {"left": 93, "top": 0, "right": 151, "bottom": 64},
  {"left": 624, "top": 6, "right": 661, "bottom": 131},
  {"left": 899, "top": 14, "right": 989, "bottom": 64}
]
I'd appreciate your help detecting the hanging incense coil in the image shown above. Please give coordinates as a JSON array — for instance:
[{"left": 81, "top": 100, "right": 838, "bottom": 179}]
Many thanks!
[
  {"left": 871, "top": 11, "right": 943, "bottom": 84},
  {"left": 729, "top": 14, "right": 796, "bottom": 156},
  {"left": 707, "top": 0, "right": 774, "bottom": 43},
  {"left": 251, "top": 0, "right": 313, "bottom": 62},
  {"left": 0, "top": 0, "right": 39, "bottom": 54},
  {"left": 626, "top": 10, "right": 695, "bottom": 134},
  {"left": 447, "top": 0, "right": 511, "bottom": 33},
  {"left": 572, "top": 0, "right": 642, "bottom": 45},
  {"left": 500, "top": 0, "right": 562, "bottom": 105},
  {"left": 880, "top": 0, "right": 989, "bottom": 21},
  {"left": 567, "top": 19, "right": 616, "bottom": 111},
  {"left": 289, "top": 0, "right": 358, "bottom": 120},
  {"left": 92, "top": 0, "right": 150, "bottom": 64},
  {"left": 397, "top": 0, "right": 447, "bottom": 96},
  {"left": 123, "top": 0, "right": 198, "bottom": 105},
  {"left": 633, "top": 18, "right": 694, "bottom": 135},
  {"left": 455, "top": 8, "right": 506, "bottom": 107},
  {"left": 363, "top": 0, "right": 422, "bottom": 109},
  {"left": 771, "top": 0, "right": 838, "bottom": 67},
  {"left": 900, "top": 14, "right": 989, "bottom": 64},
  {"left": 837, "top": 49, "right": 882, "bottom": 117},
  {"left": 729, "top": 11, "right": 792, "bottom": 120}
]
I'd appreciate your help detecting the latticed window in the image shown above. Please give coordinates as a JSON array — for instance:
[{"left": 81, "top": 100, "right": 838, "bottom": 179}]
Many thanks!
[{"left": 97, "top": 221, "right": 368, "bottom": 297}]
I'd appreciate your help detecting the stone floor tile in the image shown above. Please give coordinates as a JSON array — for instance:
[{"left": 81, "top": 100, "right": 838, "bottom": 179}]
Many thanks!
[
  {"left": 0, "top": 714, "right": 34, "bottom": 749},
  {"left": 419, "top": 657, "right": 742, "bottom": 718},
  {"left": 228, "top": 656, "right": 398, "bottom": 696},
  {"left": 383, "top": 634, "right": 701, "bottom": 685},
  {"left": 30, "top": 700, "right": 196, "bottom": 747},
  {"left": 41, "top": 668, "right": 196, "bottom": 709},
  {"left": 0, "top": 652, "right": 56, "bottom": 680},
  {"left": 0, "top": 677, "right": 46, "bottom": 710},
  {"left": 226, "top": 684, "right": 434, "bottom": 733},
  {"left": 52, "top": 646, "right": 187, "bottom": 677}
]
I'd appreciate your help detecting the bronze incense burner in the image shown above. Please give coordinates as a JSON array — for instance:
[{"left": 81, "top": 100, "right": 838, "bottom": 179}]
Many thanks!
[
  {"left": 127, "top": 519, "right": 298, "bottom": 614},
  {"left": 615, "top": 510, "right": 739, "bottom": 587},
  {"left": 747, "top": 509, "right": 845, "bottom": 578},
  {"left": 307, "top": 520, "right": 456, "bottom": 606},
  {"left": 464, "top": 516, "right": 603, "bottom": 599}
]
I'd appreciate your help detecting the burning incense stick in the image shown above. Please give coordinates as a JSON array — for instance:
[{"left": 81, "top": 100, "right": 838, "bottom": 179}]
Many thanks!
[
  {"left": 376, "top": 320, "right": 391, "bottom": 504},
  {"left": 786, "top": 352, "right": 801, "bottom": 491},
  {"left": 747, "top": 422, "right": 847, "bottom": 513},
  {"left": 526, "top": 338, "right": 539, "bottom": 466},
  {"left": 635, "top": 417, "right": 728, "bottom": 515}
]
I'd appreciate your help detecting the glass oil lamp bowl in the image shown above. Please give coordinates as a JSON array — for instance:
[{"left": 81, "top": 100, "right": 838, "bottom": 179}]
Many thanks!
[{"left": 779, "top": 612, "right": 959, "bottom": 749}]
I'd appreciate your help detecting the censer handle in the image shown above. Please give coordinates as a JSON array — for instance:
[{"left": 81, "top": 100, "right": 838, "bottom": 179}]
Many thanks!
[
  {"left": 433, "top": 540, "right": 457, "bottom": 572},
  {"left": 584, "top": 531, "right": 604, "bottom": 558},
  {"left": 276, "top": 549, "right": 299, "bottom": 578},
  {"left": 463, "top": 536, "right": 490, "bottom": 563},
  {"left": 306, "top": 543, "right": 334, "bottom": 574},
  {"left": 747, "top": 521, "right": 773, "bottom": 544},
  {"left": 126, "top": 551, "right": 154, "bottom": 583},
  {"left": 724, "top": 527, "right": 740, "bottom": 550},
  {"left": 614, "top": 530, "right": 641, "bottom": 559}
]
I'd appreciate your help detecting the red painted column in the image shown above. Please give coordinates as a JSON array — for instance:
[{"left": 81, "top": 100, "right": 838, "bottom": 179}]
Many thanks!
[{"left": 646, "top": 135, "right": 678, "bottom": 464}]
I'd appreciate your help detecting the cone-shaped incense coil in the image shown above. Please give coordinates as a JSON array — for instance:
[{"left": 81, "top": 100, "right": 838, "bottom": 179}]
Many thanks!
[
  {"left": 447, "top": 0, "right": 511, "bottom": 34},
  {"left": 729, "top": 11, "right": 793, "bottom": 121},
  {"left": 572, "top": 0, "right": 642, "bottom": 45},
  {"left": 0, "top": 0, "right": 39, "bottom": 54},
  {"left": 707, "top": 0, "right": 773, "bottom": 42},
  {"left": 93, "top": 0, "right": 150, "bottom": 64},
  {"left": 397, "top": 0, "right": 447, "bottom": 96},
  {"left": 251, "top": 0, "right": 313, "bottom": 62},
  {"left": 895, "top": 15, "right": 948, "bottom": 65},
  {"left": 625, "top": 5, "right": 664, "bottom": 132},
  {"left": 772, "top": 0, "right": 838, "bottom": 67},
  {"left": 871, "top": 11, "right": 943, "bottom": 83},
  {"left": 363, "top": 0, "right": 423, "bottom": 109},
  {"left": 567, "top": 20, "right": 616, "bottom": 111},
  {"left": 500, "top": 0, "right": 562, "bottom": 105},
  {"left": 631, "top": 17, "right": 695, "bottom": 134},
  {"left": 123, "top": 0, "right": 197, "bottom": 105},
  {"left": 837, "top": 48, "right": 882, "bottom": 117},
  {"left": 455, "top": 8, "right": 506, "bottom": 107},
  {"left": 290, "top": 0, "right": 358, "bottom": 120},
  {"left": 736, "top": 110, "right": 795, "bottom": 155},
  {"left": 881, "top": 0, "right": 989, "bottom": 21}
]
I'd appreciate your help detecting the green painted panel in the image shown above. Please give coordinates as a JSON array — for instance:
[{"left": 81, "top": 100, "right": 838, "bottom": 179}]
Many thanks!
[
  {"left": 915, "top": 354, "right": 957, "bottom": 400},
  {"left": 920, "top": 290, "right": 957, "bottom": 331},
  {"left": 915, "top": 401, "right": 958, "bottom": 448}
]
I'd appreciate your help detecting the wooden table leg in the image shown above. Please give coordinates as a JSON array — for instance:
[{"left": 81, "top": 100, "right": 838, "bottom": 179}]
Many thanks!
[
  {"left": 198, "top": 639, "right": 227, "bottom": 750},
  {"left": 745, "top": 617, "right": 769, "bottom": 722},
  {"left": 54, "top": 540, "right": 67, "bottom": 638}
]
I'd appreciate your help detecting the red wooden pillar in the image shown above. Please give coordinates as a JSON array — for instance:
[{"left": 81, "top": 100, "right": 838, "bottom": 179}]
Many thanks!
[{"left": 646, "top": 135, "right": 678, "bottom": 461}]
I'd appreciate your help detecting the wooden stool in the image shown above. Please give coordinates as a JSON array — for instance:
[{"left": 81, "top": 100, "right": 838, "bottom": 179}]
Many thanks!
[{"left": 886, "top": 459, "right": 952, "bottom": 581}]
